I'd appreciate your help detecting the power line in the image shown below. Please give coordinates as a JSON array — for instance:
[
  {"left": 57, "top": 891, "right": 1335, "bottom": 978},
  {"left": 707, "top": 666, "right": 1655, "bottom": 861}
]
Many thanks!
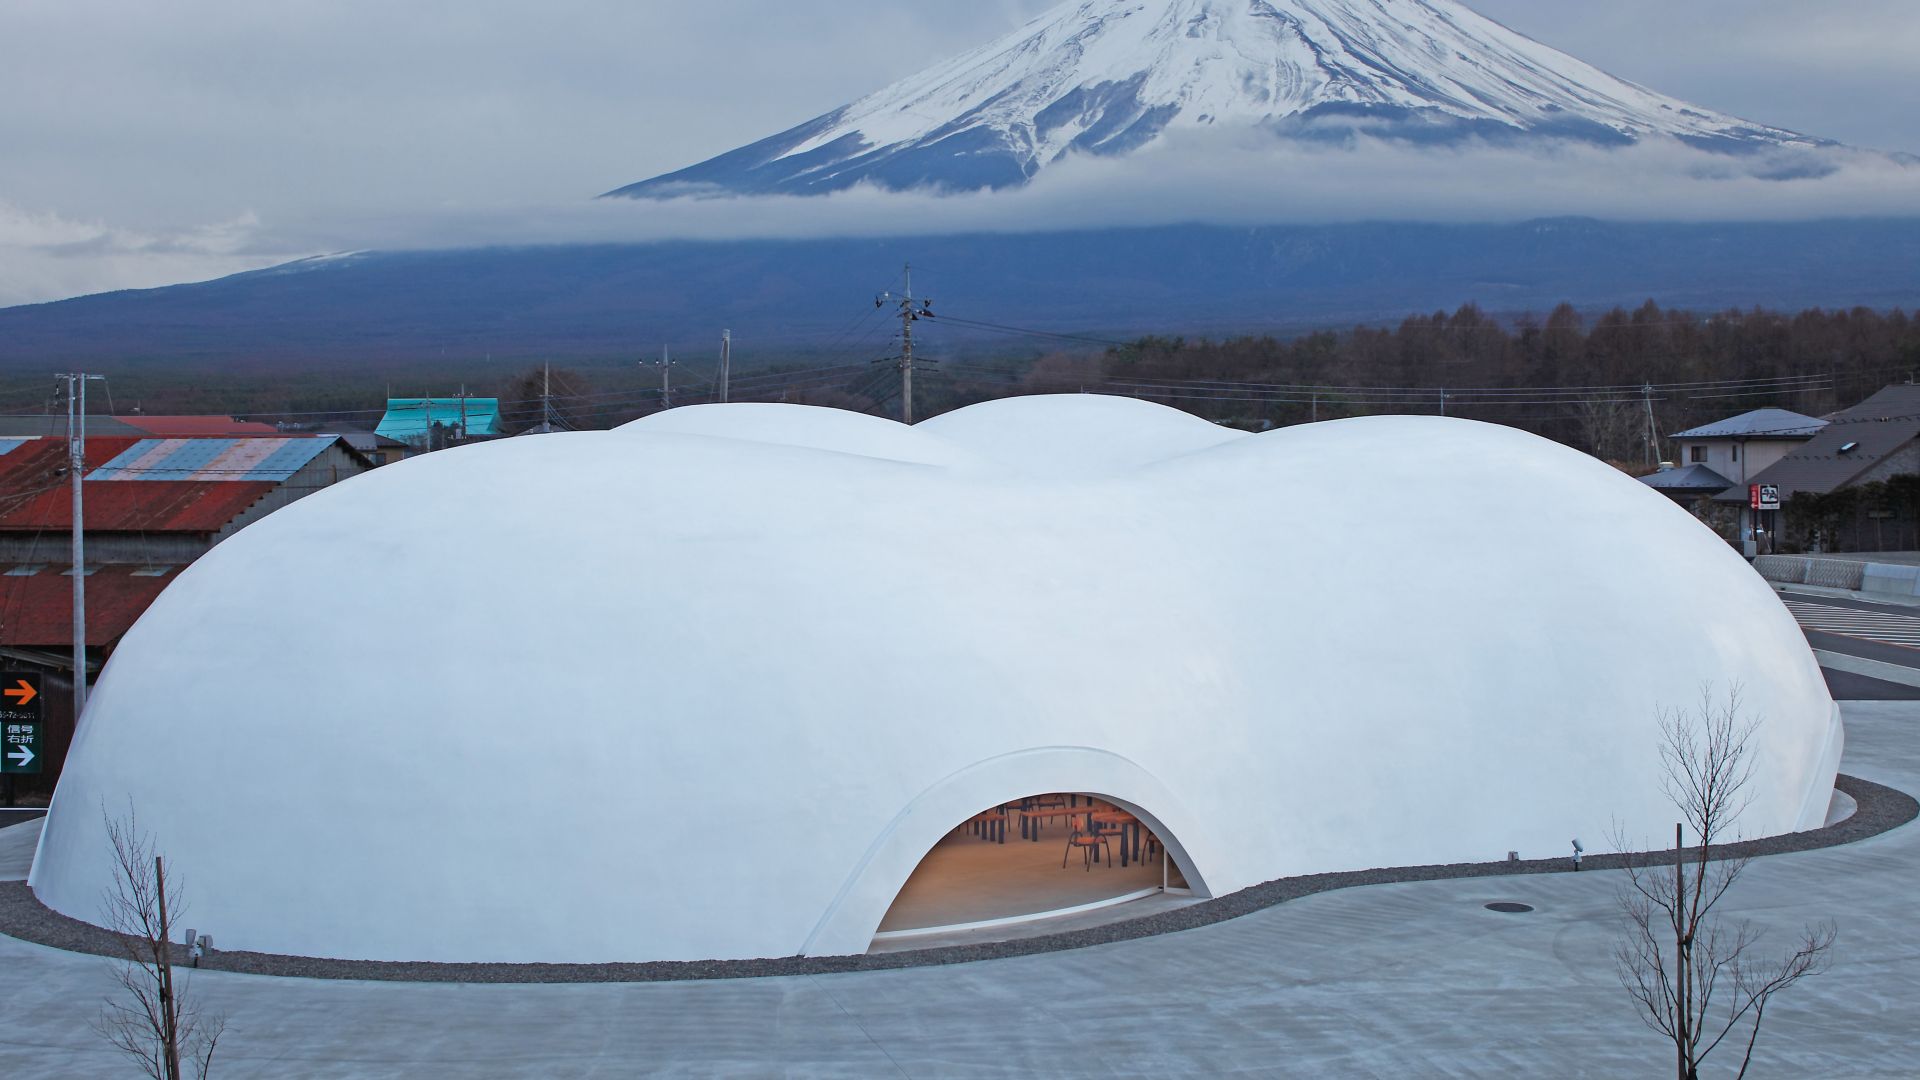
[
  {"left": 1004, "top": 375, "right": 1832, "bottom": 407},
  {"left": 932, "top": 308, "right": 1836, "bottom": 352},
  {"left": 207, "top": 357, "right": 883, "bottom": 423},
  {"left": 934, "top": 314, "right": 1131, "bottom": 349}
]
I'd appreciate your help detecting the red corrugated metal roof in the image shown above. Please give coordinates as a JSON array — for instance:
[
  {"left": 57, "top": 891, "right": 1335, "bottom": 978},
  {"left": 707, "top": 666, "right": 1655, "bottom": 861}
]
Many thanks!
[
  {"left": 117, "top": 416, "right": 281, "bottom": 436},
  {"left": 0, "top": 436, "right": 122, "bottom": 487},
  {"left": 0, "top": 437, "right": 276, "bottom": 533},
  {"left": 0, "top": 482, "right": 275, "bottom": 533},
  {"left": 0, "top": 566, "right": 175, "bottom": 648}
]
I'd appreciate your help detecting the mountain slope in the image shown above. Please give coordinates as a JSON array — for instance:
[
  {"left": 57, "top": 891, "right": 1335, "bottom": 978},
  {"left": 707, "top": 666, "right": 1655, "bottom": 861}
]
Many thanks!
[
  {"left": 5, "top": 220, "right": 1919, "bottom": 370},
  {"left": 608, "top": 0, "right": 1826, "bottom": 198}
]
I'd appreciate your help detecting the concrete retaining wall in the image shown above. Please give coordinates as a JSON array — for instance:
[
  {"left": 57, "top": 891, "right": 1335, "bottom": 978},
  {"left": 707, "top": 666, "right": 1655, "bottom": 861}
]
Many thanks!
[
  {"left": 1753, "top": 554, "right": 1920, "bottom": 599},
  {"left": 1861, "top": 562, "right": 1920, "bottom": 600},
  {"left": 1754, "top": 555, "right": 1867, "bottom": 591}
]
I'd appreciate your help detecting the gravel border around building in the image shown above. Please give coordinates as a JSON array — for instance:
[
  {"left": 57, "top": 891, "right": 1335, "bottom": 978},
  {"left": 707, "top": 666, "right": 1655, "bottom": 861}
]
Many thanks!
[{"left": 2, "top": 774, "right": 1910, "bottom": 985}]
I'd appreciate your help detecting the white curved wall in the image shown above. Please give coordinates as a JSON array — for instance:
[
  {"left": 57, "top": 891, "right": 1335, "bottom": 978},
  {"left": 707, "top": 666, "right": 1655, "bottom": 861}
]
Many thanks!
[{"left": 30, "top": 396, "right": 1838, "bottom": 963}]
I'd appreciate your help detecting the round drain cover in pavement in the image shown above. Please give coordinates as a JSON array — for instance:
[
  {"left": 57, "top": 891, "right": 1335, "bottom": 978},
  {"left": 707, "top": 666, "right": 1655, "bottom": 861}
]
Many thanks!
[{"left": 1485, "top": 902, "right": 1534, "bottom": 914}]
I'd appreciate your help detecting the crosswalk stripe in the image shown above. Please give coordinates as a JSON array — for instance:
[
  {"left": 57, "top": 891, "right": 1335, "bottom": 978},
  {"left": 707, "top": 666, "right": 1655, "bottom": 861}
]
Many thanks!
[{"left": 1784, "top": 601, "right": 1920, "bottom": 648}]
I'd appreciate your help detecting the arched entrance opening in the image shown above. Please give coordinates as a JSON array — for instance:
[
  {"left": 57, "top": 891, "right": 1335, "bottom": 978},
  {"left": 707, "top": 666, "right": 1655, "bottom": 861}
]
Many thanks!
[{"left": 872, "top": 792, "right": 1196, "bottom": 950}]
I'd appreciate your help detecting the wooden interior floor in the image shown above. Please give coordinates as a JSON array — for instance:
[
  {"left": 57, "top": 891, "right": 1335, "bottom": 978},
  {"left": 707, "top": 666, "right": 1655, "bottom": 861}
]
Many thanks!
[{"left": 877, "top": 817, "right": 1187, "bottom": 933}]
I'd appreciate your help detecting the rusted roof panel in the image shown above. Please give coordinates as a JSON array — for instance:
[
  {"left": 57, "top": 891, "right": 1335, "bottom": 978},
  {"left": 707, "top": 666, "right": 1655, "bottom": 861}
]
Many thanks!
[
  {"left": 0, "top": 565, "right": 175, "bottom": 648},
  {"left": 0, "top": 437, "right": 276, "bottom": 533}
]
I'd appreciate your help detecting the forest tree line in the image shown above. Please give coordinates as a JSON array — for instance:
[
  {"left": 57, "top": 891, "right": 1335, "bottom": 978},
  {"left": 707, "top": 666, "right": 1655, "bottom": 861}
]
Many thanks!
[
  {"left": 8, "top": 301, "right": 1916, "bottom": 469},
  {"left": 877, "top": 301, "right": 1920, "bottom": 469}
]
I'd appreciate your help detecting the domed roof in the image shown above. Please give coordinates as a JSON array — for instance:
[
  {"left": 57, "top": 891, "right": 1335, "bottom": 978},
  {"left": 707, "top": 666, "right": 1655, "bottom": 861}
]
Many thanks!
[{"left": 29, "top": 396, "right": 1839, "bottom": 963}]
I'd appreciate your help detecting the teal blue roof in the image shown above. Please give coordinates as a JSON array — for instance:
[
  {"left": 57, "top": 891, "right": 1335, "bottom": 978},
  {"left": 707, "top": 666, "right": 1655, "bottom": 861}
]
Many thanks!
[{"left": 375, "top": 399, "right": 502, "bottom": 441}]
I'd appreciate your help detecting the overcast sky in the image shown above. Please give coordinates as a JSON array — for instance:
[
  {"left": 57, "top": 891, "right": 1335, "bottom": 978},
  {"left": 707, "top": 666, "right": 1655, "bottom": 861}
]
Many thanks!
[{"left": 3, "top": 0, "right": 1918, "bottom": 305}]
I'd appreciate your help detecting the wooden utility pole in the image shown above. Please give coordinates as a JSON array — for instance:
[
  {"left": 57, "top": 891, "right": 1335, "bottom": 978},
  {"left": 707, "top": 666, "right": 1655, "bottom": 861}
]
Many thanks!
[{"left": 719, "top": 330, "right": 732, "bottom": 404}]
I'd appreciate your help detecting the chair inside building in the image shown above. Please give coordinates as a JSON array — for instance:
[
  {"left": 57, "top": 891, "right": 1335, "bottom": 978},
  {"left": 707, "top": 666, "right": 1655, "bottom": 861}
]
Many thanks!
[{"left": 873, "top": 793, "right": 1191, "bottom": 948}]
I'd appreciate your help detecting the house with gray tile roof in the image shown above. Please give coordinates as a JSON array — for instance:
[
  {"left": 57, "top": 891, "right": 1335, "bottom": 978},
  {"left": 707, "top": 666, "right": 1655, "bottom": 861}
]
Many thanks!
[
  {"left": 1669, "top": 408, "right": 1829, "bottom": 441},
  {"left": 1639, "top": 407, "right": 1829, "bottom": 549},
  {"left": 1748, "top": 386, "right": 1920, "bottom": 500},
  {"left": 1662, "top": 408, "right": 1828, "bottom": 503},
  {"left": 1744, "top": 385, "right": 1920, "bottom": 552},
  {"left": 1639, "top": 463, "right": 1735, "bottom": 499}
]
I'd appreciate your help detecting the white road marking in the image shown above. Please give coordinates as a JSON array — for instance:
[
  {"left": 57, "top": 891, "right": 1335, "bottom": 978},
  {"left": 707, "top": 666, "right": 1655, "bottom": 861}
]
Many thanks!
[{"left": 1785, "top": 600, "right": 1920, "bottom": 649}]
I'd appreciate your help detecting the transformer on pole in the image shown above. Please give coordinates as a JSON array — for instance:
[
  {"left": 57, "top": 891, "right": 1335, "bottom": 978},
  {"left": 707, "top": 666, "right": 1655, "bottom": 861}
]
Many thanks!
[{"left": 875, "top": 265, "right": 933, "bottom": 424}]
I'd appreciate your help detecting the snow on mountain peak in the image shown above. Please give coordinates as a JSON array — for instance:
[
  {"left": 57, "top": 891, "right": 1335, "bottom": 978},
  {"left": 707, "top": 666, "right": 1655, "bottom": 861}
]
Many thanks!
[{"left": 609, "top": 0, "right": 1827, "bottom": 199}]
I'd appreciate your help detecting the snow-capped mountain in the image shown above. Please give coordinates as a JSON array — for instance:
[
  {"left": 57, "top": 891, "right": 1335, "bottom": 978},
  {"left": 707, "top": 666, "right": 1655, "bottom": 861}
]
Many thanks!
[{"left": 607, "top": 0, "right": 1829, "bottom": 199}]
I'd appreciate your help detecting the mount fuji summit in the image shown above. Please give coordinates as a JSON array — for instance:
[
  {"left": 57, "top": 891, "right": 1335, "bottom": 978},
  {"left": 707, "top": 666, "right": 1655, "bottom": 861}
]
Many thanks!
[{"left": 607, "top": 0, "right": 1831, "bottom": 199}]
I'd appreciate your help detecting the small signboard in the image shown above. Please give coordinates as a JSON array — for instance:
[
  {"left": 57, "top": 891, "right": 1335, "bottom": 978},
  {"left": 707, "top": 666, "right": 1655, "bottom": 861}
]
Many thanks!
[
  {"left": 1751, "top": 484, "right": 1781, "bottom": 512},
  {"left": 1, "top": 720, "right": 38, "bottom": 774},
  {"left": 0, "top": 673, "right": 43, "bottom": 775}
]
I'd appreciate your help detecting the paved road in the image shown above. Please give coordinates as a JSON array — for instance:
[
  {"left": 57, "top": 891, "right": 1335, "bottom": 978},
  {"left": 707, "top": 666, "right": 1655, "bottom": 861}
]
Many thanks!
[
  {"left": 1822, "top": 667, "right": 1920, "bottom": 701},
  {"left": 2, "top": 701, "right": 1916, "bottom": 1078},
  {"left": 1786, "top": 597, "right": 1920, "bottom": 648},
  {"left": 1774, "top": 592, "right": 1920, "bottom": 698},
  {"left": 1778, "top": 589, "right": 1920, "bottom": 617}
]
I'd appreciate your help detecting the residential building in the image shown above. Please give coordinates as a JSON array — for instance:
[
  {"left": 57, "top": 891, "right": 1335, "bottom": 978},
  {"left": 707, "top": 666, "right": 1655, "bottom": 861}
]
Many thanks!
[
  {"left": 1748, "top": 384, "right": 1920, "bottom": 553},
  {"left": 275, "top": 421, "right": 411, "bottom": 466},
  {"left": 1639, "top": 463, "right": 1740, "bottom": 504},
  {"left": 0, "top": 433, "right": 371, "bottom": 798},
  {"left": 1638, "top": 407, "right": 1828, "bottom": 547},
  {"left": 375, "top": 397, "right": 503, "bottom": 454},
  {"left": 1668, "top": 408, "right": 1828, "bottom": 495}
]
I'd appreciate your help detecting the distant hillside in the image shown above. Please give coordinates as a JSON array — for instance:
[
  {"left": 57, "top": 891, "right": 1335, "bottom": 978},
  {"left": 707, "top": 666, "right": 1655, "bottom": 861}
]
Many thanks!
[{"left": 2, "top": 219, "right": 1917, "bottom": 371}]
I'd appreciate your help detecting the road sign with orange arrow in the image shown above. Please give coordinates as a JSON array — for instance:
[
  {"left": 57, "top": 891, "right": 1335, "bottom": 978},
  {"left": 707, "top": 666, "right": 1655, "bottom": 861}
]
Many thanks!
[
  {"left": 0, "top": 672, "right": 40, "bottom": 781},
  {"left": 0, "top": 672, "right": 41, "bottom": 726}
]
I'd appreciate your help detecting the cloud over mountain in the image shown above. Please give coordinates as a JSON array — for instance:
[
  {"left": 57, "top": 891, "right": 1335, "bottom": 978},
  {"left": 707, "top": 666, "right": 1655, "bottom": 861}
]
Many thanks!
[{"left": 0, "top": 201, "right": 290, "bottom": 308}]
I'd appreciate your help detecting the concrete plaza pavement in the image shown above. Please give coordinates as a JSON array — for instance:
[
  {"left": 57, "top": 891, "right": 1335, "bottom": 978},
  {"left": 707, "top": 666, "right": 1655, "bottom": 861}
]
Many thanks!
[
  {"left": 2, "top": 703, "right": 1917, "bottom": 1078},
  {"left": 0, "top": 814, "right": 41, "bottom": 882}
]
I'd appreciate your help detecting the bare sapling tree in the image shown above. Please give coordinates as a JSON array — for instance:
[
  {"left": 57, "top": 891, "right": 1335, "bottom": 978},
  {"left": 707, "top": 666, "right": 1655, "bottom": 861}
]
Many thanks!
[
  {"left": 94, "top": 807, "right": 224, "bottom": 1080},
  {"left": 1571, "top": 393, "right": 1647, "bottom": 466},
  {"left": 1613, "top": 688, "right": 1836, "bottom": 1080}
]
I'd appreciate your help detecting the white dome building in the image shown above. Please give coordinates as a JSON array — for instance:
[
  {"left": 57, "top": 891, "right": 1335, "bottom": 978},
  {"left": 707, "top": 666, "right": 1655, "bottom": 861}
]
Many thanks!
[{"left": 29, "top": 396, "right": 1840, "bottom": 963}]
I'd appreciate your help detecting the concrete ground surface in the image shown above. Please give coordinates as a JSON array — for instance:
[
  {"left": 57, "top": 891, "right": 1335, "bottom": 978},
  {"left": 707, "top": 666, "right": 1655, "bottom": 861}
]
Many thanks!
[
  {"left": 870, "top": 891, "right": 1205, "bottom": 955},
  {"left": 3, "top": 702, "right": 1917, "bottom": 1078},
  {"left": 0, "top": 814, "right": 39, "bottom": 881}
]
